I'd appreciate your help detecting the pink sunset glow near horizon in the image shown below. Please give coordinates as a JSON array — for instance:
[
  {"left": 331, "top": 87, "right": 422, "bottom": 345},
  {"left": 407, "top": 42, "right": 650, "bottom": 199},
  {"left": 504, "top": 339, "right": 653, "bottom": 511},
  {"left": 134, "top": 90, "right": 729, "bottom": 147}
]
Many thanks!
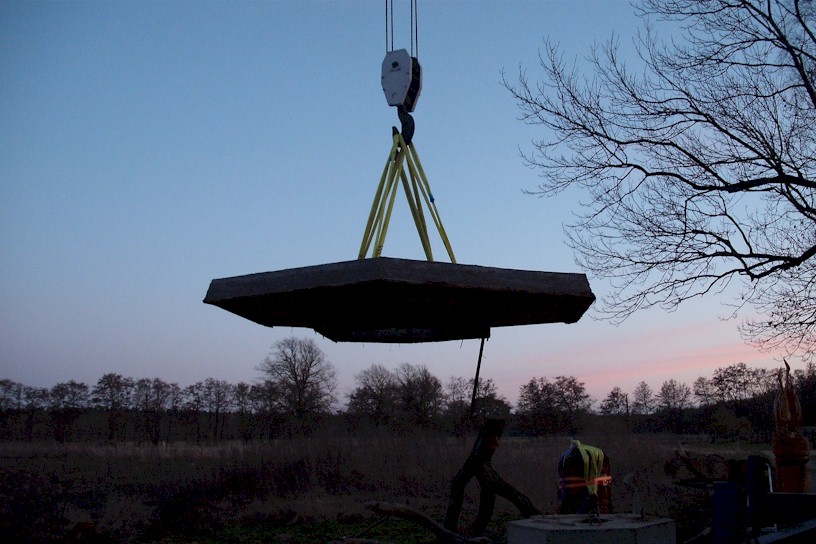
[{"left": 488, "top": 301, "right": 788, "bottom": 406}]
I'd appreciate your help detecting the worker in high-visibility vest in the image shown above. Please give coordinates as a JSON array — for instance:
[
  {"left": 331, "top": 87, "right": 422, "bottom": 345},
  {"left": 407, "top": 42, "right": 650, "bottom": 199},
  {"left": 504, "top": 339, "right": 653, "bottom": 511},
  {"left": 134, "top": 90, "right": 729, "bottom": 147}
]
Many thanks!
[{"left": 557, "top": 439, "right": 612, "bottom": 514}]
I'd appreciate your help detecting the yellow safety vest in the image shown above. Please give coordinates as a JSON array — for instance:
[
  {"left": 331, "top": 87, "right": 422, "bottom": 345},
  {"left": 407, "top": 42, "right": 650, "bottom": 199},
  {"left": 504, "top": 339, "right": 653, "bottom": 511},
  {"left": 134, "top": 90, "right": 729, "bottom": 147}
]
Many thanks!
[{"left": 567, "top": 439, "right": 611, "bottom": 496}]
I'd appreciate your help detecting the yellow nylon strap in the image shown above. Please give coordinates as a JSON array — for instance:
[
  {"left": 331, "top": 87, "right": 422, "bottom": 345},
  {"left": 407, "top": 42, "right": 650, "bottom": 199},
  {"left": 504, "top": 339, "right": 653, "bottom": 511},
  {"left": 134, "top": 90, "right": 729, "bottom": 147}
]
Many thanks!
[
  {"left": 359, "top": 131, "right": 456, "bottom": 262},
  {"left": 399, "top": 165, "right": 433, "bottom": 260},
  {"left": 374, "top": 148, "right": 405, "bottom": 257},
  {"left": 406, "top": 142, "right": 455, "bottom": 263},
  {"left": 359, "top": 135, "right": 401, "bottom": 259}
]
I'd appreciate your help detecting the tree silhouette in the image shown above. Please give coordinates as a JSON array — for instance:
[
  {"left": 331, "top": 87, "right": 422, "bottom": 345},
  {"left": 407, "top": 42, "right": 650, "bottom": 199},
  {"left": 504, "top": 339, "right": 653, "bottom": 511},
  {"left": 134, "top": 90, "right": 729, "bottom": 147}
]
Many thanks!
[
  {"left": 347, "top": 364, "right": 400, "bottom": 428},
  {"left": 599, "top": 386, "right": 630, "bottom": 417},
  {"left": 516, "top": 375, "right": 591, "bottom": 434},
  {"left": 233, "top": 381, "right": 254, "bottom": 441},
  {"left": 656, "top": 379, "right": 693, "bottom": 433},
  {"left": 505, "top": 0, "right": 816, "bottom": 358},
  {"left": 49, "top": 380, "right": 89, "bottom": 442},
  {"left": 710, "top": 362, "right": 774, "bottom": 407},
  {"left": 394, "top": 363, "right": 444, "bottom": 429},
  {"left": 693, "top": 376, "right": 715, "bottom": 407},
  {"left": 632, "top": 381, "right": 655, "bottom": 415},
  {"left": 258, "top": 337, "right": 337, "bottom": 433},
  {"left": 92, "top": 373, "right": 133, "bottom": 440}
]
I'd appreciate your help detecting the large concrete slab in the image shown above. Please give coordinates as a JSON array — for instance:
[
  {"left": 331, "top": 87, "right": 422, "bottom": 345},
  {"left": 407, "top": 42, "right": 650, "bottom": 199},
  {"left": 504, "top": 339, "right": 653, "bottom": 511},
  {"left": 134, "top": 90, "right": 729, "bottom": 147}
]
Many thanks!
[
  {"left": 507, "top": 515, "right": 676, "bottom": 544},
  {"left": 204, "top": 257, "right": 595, "bottom": 343}
]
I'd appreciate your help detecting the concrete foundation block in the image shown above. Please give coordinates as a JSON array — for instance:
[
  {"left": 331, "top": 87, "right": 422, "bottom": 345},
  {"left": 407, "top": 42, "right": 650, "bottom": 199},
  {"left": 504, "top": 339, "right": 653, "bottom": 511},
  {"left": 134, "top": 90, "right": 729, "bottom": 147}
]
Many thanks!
[{"left": 507, "top": 514, "right": 676, "bottom": 544}]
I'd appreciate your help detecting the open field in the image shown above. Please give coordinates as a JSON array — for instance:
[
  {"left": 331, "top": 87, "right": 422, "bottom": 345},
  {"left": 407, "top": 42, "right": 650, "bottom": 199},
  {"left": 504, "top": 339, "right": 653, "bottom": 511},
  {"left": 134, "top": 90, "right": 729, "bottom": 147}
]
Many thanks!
[{"left": 0, "top": 431, "right": 802, "bottom": 543}]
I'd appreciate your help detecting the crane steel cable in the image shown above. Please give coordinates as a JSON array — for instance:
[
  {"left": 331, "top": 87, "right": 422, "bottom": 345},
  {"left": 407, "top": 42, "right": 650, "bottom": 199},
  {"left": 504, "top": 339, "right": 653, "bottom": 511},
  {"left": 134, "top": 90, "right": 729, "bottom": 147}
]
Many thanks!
[
  {"left": 410, "top": 0, "right": 414, "bottom": 57},
  {"left": 386, "top": 0, "right": 395, "bottom": 52},
  {"left": 386, "top": 0, "right": 418, "bottom": 56},
  {"left": 413, "top": 0, "right": 418, "bottom": 59}
]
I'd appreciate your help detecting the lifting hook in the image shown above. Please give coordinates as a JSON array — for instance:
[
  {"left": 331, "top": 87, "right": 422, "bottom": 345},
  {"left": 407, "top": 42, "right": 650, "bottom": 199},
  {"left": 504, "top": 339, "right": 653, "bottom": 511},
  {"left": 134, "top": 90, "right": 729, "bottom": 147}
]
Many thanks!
[{"left": 397, "top": 105, "right": 415, "bottom": 145}]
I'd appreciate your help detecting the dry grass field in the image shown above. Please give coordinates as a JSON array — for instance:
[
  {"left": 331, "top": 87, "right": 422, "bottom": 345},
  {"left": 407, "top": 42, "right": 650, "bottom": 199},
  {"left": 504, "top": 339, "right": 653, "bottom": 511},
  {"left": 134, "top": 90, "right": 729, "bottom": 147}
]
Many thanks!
[{"left": 0, "top": 429, "right": 781, "bottom": 543}]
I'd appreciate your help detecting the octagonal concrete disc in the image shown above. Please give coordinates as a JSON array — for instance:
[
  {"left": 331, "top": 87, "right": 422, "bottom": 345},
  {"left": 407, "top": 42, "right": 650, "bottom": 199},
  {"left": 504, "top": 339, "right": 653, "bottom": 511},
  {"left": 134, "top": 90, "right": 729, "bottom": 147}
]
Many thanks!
[{"left": 204, "top": 257, "right": 595, "bottom": 343}]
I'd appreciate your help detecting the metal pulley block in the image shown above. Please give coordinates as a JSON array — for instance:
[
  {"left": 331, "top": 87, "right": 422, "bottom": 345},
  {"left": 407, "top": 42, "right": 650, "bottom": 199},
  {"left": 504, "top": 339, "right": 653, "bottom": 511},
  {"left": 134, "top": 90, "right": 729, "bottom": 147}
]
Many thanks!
[{"left": 381, "top": 49, "right": 422, "bottom": 112}]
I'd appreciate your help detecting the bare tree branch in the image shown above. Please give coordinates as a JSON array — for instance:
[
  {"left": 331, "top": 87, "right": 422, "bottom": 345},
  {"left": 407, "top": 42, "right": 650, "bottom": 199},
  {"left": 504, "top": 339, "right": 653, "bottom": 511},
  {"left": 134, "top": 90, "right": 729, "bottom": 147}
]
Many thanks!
[{"left": 505, "top": 0, "right": 816, "bottom": 358}]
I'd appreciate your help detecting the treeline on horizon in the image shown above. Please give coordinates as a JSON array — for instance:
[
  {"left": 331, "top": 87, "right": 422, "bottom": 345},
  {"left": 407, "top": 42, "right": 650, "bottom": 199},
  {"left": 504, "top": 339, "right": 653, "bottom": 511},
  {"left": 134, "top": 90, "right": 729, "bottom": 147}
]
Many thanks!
[{"left": 1, "top": 337, "right": 814, "bottom": 444}]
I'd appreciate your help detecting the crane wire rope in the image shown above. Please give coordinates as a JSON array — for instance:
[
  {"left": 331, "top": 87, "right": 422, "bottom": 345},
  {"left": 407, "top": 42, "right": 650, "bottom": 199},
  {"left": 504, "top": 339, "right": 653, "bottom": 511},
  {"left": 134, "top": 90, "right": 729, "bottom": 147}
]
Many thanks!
[
  {"left": 410, "top": 0, "right": 418, "bottom": 58},
  {"left": 385, "top": 0, "right": 418, "bottom": 58},
  {"left": 386, "top": 0, "right": 394, "bottom": 52}
]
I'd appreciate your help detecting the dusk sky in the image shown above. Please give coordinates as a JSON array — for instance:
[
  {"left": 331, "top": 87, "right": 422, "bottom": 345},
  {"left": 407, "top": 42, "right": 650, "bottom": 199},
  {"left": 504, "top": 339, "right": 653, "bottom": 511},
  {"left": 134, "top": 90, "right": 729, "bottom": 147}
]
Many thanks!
[{"left": 1, "top": 0, "right": 792, "bottom": 405}]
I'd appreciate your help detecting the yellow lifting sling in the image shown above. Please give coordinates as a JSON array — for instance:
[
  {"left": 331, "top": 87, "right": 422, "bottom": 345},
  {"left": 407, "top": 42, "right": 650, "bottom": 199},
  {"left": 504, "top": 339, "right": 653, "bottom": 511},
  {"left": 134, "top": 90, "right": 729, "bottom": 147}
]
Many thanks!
[{"left": 358, "top": 130, "right": 455, "bottom": 263}]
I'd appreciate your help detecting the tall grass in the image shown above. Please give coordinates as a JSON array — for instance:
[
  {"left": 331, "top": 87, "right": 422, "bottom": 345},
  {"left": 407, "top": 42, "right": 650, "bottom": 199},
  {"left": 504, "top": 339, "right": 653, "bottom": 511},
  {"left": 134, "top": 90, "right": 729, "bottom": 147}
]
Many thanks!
[{"left": 0, "top": 431, "right": 709, "bottom": 543}]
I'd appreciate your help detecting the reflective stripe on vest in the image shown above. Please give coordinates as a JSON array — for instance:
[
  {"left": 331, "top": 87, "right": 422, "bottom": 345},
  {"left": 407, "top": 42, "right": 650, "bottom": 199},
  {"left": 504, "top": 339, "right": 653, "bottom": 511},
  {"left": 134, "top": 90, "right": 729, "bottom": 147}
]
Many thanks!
[{"left": 559, "top": 475, "right": 612, "bottom": 490}]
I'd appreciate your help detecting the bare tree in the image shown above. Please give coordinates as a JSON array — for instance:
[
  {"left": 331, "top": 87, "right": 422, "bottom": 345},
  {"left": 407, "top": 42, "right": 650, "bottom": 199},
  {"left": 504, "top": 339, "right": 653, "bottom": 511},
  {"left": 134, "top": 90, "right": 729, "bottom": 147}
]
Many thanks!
[
  {"left": 516, "top": 375, "right": 591, "bottom": 434},
  {"left": 164, "top": 381, "right": 183, "bottom": 440},
  {"left": 656, "top": 379, "right": 693, "bottom": 433},
  {"left": 442, "top": 376, "right": 511, "bottom": 435},
  {"left": 505, "top": 0, "right": 816, "bottom": 358},
  {"left": 632, "top": 381, "right": 655, "bottom": 415},
  {"left": 710, "top": 362, "right": 775, "bottom": 406},
  {"left": 0, "top": 379, "right": 24, "bottom": 412},
  {"left": 442, "top": 376, "right": 473, "bottom": 435},
  {"left": 444, "top": 376, "right": 471, "bottom": 413},
  {"left": 22, "top": 386, "right": 49, "bottom": 441},
  {"left": 516, "top": 377, "right": 557, "bottom": 435},
  {"left": 657, "top": 379, "right": 693, "bottom": 412},
  {"left": 49, "top": 380, "right": 89, "bottom": 442},
  {"left": 258, "top": 337, "right": 337, "bottom": 429},
  {"left": 792, "top": 361, "right": 816, "bottom": 420},
  {"left": 693, "top": 376, "right": 716, "bottom": 407},
  {"left": 0, "top": 379, "right": 24, "bottom": 440},
  {"left": 202, "top": 377, "right": 233, "bottom": 441},
  {"left": 133, "top": 378, "right": 173, "bottom": 445},
  {"left": 92, "top": 373, "right": 133, "bottom": 440},
  {"left": 552, "top": 375, "right": 593, "bottom": 417},
  {"left": 347, "top": 363, "right": 399, "bottom": 428},
  {"left": 233, "top": 381, "right": 254, "bottom": 441},
  {"left": 469, "top": 377, "right": 512, "bottom": 420},
  {"left": 394, "top": 363, "right": 444, "bottom": 429},
  {"left": 599, "top": 386, "right": 630, "bottom": 417},
  {"left": 250, "top": 381, "right": 280, "bottom": 438},
  {"left": 183, "top": 381, "right": 206, "bottom": 443}
]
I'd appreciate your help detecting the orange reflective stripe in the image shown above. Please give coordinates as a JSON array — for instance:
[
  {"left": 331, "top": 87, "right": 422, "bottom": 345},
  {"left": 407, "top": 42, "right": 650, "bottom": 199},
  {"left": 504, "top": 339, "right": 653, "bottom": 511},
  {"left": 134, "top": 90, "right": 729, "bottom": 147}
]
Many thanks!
[
  {"left": 559, "top": 476, "right": 612, "bottom": 489},
  {"left": 559, "top": 477, "right": 589, "bottom": 490}
]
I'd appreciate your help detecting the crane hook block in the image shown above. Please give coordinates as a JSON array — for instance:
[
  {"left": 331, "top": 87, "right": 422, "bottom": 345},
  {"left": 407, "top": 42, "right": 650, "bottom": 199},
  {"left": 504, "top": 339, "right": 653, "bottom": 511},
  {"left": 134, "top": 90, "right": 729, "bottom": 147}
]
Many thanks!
[{"left": 381, "top": 49, "right": 422, "bottom": 112}]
